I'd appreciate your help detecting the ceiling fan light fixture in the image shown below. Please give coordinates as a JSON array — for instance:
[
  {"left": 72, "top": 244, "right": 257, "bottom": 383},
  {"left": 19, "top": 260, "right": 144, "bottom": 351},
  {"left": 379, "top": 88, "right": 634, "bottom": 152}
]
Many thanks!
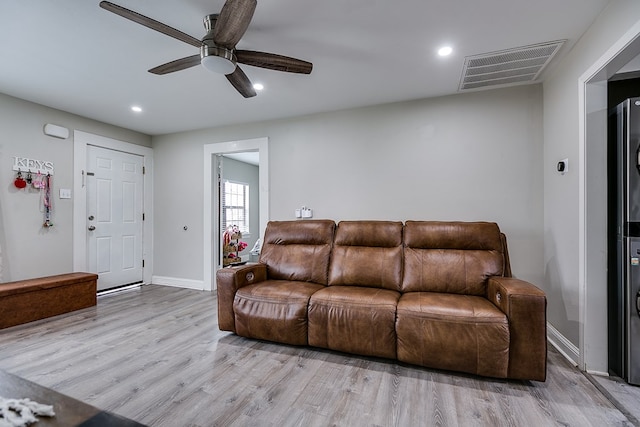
[
  {"left": 100, "top": 2, "right": 312, "bottom": 97},
  {"left": 200, "top": 45, "right": 236, "bottom": 74},
  {"left": 201, "top": 55, "right": 236, "bottom": 74}
]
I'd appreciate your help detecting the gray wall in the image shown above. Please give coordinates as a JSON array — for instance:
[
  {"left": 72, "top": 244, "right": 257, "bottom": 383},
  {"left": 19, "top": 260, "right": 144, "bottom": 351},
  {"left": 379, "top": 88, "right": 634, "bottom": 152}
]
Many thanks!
[
  {"left": 153, "top": 85, "right": 544, "bottom": 287},
  {"left": 0, "top": 92, "right": 151, "bottom": 282}
]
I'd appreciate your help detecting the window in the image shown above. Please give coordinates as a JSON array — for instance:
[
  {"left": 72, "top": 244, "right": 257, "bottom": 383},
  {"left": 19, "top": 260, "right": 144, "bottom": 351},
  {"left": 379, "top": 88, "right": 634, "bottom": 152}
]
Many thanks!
[{"left": 222, "top": 180, "right": 250, "bottom": 235}]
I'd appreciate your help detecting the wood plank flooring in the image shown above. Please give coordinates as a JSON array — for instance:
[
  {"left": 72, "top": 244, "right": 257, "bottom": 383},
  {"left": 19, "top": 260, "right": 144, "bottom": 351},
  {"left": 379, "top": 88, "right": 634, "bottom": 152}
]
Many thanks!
[
  {"left": 0, "top": 284, "right": 634, "bottom": 426},
  {"left": 590, "top": 373, "right": 640, "bottom": 425}
]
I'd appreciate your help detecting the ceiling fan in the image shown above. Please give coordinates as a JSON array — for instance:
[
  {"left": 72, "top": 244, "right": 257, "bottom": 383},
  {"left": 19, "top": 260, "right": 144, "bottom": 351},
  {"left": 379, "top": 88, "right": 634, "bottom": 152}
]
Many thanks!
[{"left": 99, "top": 0, "right": 313, "bottom": 98}]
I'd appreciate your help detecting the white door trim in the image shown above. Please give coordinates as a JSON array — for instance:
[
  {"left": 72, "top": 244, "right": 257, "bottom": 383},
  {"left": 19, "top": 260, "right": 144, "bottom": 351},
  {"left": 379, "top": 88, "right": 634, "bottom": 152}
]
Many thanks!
[
  {"left": 73, "top": 131, "right": 154, "bottom": 284},
  {"left": 203, "top": 137, "right": 269, "bottom": 291}
]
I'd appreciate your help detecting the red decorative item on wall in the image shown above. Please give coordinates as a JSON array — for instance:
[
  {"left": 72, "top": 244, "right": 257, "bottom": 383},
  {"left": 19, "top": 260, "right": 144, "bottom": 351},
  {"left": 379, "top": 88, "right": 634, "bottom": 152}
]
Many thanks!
[{"left": 14, "top": 171, "right": 26, "bottom": 189}]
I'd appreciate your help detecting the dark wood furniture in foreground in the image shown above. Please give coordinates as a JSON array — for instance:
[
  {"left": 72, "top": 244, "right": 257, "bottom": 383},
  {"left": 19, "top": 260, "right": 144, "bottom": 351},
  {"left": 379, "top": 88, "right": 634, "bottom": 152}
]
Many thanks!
[
  {"left": 0, "top": 272, "right": 98, "bottom": 329},
  {"left": 0, "top": 369, "right": 145, "bottom": 426}
]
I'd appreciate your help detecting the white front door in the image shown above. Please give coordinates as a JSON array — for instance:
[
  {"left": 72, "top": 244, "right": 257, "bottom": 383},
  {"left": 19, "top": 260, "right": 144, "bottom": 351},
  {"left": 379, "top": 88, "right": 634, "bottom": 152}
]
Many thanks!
[{"left": 87, "top": 145, "right": 144, "bottom": 291}]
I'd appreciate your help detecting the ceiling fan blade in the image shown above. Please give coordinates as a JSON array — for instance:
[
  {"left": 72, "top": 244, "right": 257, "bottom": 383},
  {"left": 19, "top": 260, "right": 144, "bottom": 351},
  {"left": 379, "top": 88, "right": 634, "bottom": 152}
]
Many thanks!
[
  {"left": 148, "top": 55, "right": 202, "bottom": 75},
  {"left": 235, "top": 50, "right": 313, "bottom": 74},
  {"left": 226, "top": 66, "right": 257, "bottom": 98},
  {"left": 99, "top": 1, "right": 201, "bottom": 48},
  {"left": 213, "top": 0, "right": 257, "bottom": 49}
]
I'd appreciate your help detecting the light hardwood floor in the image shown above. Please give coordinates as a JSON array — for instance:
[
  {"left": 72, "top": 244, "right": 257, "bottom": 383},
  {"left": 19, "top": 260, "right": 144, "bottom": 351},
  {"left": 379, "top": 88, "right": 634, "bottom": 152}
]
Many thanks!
[{"left": 0, "top": 285, "right": 635, "bottom": 427}]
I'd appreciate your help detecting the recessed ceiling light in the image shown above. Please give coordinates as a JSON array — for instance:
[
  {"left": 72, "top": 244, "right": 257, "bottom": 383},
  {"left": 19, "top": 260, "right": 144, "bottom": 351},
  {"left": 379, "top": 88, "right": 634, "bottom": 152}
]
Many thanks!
[
  {"left": 253, "top": 83, "right": 264, "bottom": 91},
  {"left": 438, "top": 46, "right": 453, "bottom": 57},
  {"left": 131, "top": 106, "right": 143, "bottom": 113}
]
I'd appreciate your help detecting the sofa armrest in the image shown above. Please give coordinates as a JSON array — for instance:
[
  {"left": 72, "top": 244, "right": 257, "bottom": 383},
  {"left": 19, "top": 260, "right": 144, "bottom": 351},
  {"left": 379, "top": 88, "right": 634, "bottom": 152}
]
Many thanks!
[
  {"left": 216, "top": 263, "right": 268, "bottom": 332},
  {"left": 487, "top": 276, "right": 547, "bottom": 381}
]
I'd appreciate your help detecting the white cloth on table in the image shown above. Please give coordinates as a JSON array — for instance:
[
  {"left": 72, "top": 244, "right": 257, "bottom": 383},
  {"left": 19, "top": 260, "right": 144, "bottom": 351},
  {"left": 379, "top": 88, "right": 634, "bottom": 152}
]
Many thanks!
[{"left": 0, "top": 397, "right": 54, "bottom": 427}]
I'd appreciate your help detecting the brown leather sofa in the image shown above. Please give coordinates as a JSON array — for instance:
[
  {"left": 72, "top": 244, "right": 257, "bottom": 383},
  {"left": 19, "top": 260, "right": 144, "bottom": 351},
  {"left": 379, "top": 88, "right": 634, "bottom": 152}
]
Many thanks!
[{"left": 217, "top": 220, "right": 547, "bottom": 381}]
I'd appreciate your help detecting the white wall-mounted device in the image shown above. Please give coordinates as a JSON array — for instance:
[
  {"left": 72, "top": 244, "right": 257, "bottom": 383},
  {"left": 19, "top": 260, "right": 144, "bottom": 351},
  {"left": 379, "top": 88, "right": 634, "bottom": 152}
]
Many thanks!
[
  {"left": 43, "top": 123, "right": 69, "bottom": 139},
  {"left": 295, "top": 206, "right": 313, "bottom": 218}
]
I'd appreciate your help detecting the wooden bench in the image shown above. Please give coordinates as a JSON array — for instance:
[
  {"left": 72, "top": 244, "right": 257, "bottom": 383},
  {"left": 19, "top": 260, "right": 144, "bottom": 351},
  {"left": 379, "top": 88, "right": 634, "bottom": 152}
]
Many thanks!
[{"left": 0, "top": 272, "right": 98, "bottom": 329}]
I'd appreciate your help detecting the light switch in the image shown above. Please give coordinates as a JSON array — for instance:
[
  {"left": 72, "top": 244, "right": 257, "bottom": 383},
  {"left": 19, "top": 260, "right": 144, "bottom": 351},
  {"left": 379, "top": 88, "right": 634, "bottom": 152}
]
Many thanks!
[{"left": 59, "top": 188, "right": 72, "bottom": 199}]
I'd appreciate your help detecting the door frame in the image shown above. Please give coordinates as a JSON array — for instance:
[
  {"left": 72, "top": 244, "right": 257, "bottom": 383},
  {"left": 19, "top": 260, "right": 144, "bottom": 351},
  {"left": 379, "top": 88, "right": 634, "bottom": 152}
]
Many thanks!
[
  {"left": 73, "top": 131, "right": 154, "bottom": 284},
  {"left": 203, "top": 137, "right": 269, "bottom": 291},
  {"left": 578, "top": 19, "right": 640, "bottom": 373}
]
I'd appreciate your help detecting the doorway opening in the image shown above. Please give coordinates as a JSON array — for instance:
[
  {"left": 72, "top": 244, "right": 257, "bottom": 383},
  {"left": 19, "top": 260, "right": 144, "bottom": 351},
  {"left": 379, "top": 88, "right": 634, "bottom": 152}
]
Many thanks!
[
  {"left": 203, "top": 137, "right": 269, "bottom": 291},
  {"left": 580, "top": 21, "right": 640, "bottom": 373},
  {"left": 219, "top": 153, "right": 260, "bottom": 267}
]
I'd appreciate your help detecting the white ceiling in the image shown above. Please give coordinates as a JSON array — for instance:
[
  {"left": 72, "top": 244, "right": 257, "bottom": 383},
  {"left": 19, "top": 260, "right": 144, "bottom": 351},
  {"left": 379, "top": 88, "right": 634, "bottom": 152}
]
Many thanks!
[
  {"left": 224, "top": 151, "right": 259, "bottom": 166},
  {"left": 0, "top": 0, "right": 611, "bottom": 136}
]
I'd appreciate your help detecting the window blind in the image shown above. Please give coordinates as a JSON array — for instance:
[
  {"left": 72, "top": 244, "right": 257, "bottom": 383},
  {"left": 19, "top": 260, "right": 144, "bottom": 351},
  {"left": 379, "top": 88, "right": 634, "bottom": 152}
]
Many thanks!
[{"left": 222, "top": 180, "right": 250, "bottom": 234}]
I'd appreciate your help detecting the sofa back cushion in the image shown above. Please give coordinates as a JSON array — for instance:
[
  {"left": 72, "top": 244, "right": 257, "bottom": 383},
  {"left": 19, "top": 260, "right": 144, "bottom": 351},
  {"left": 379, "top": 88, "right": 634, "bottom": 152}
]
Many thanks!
[
  {"left": 328, "top": 221, "right": 403, "bottom": 291},
  {"left": 402, "top": 221, "right": 505, "bottom": 295},
  {"left": 259, "top": 220, "right": 336, "bottom": 284}
]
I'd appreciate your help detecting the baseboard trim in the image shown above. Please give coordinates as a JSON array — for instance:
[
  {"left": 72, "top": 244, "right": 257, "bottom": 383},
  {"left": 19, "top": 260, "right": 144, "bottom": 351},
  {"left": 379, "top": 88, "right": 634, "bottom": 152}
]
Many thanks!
[
  {"left": 151, "top": 276, "right": 205, "bottom": 291},
  {"left": 547, "top": 322, "right": 580, "bottom": 366},
  {"left": 586, "top": 368, "right": 609, "bottom": 376}
]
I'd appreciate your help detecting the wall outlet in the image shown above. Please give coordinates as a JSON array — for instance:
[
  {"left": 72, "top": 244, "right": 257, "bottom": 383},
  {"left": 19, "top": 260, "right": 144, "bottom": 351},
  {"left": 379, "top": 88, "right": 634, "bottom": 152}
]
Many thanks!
[{"left": 302, "top": 208, "right": 313, "bottom": 218}]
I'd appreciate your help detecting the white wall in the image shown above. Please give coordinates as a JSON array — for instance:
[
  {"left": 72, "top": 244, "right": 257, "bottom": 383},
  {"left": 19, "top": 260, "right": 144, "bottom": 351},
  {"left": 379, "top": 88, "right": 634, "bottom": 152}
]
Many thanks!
[
  {"left": 153, "top": 85, "right": 544, "bottom": 286},
  {"left": 0, "top": 93, "right": 151, "bottom": 282},
  {"left": 543, "top": 0, "right": 640, "bottom": 365}
]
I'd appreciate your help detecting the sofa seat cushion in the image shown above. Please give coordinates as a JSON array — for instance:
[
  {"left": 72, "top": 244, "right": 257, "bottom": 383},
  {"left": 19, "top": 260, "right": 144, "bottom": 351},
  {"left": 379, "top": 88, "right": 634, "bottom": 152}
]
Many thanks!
[
  {"left": 396, "top": 292, "right": 510, "bottom": 378},
  {"left": 308, "top": 286, "right": 400, "bottom": 359},
  {"left": 234, "top": 280, "right": 324, "bottom": 345}
]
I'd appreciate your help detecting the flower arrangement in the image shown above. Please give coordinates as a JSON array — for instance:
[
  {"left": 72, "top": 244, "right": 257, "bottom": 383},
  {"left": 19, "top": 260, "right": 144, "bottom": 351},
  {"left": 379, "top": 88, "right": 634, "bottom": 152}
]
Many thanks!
[
  {"left": 225, "top": 241, "right": 248, "bottom": 258},
  {"left": 222, "top": 225, "right": 248, "bottom": 265}
]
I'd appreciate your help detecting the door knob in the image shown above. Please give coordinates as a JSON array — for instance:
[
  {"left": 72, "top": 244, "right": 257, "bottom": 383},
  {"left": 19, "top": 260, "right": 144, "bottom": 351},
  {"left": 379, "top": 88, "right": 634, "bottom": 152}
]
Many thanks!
[
  {"left": 88, "top": 225, "right": 96, "bottom": 231},
  {"left": 88, "top": 215, "right": 94, "bottom": 221}
]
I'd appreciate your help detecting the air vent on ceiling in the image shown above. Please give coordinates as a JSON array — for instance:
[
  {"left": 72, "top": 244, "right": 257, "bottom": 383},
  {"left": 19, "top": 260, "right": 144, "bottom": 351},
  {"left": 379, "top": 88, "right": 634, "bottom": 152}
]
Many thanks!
[{"left": 459, "top": 40, "right": 565, "bottom": 91}]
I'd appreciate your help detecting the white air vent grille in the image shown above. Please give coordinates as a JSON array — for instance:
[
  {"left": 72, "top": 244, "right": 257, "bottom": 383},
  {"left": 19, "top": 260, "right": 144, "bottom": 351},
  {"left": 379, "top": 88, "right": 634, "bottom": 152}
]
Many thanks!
[{"left": 459, "top": 40, "right": 565, "bottom": 91}]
